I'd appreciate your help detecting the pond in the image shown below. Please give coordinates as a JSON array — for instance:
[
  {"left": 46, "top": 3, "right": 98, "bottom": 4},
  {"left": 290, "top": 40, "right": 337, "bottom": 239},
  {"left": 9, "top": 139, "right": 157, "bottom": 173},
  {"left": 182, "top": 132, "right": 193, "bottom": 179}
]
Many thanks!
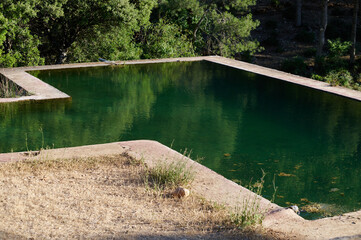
[{"left": 1, "top": 61, "right": 361, "bottom": 219}]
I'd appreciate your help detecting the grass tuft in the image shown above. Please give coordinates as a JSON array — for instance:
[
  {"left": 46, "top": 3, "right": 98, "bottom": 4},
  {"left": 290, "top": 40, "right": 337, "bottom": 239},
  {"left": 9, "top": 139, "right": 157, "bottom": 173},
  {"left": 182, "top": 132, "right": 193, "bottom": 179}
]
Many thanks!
[
  {"left": 145, "top": 159, "right": 195, "bottom": 191},
  {"left": 230, "top": 171, "right": 267, "bottom": 227}
]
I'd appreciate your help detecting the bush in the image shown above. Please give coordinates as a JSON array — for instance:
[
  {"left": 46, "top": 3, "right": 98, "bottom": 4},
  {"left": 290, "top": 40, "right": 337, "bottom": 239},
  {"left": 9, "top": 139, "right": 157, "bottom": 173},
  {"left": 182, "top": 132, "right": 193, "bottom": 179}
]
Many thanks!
[
  {"left": 324, "top": 70, "right": 353, "bottom": 87},
  {"left": 327, "top": 39, "right": 352, "bottom": 58},
  {"left": 311, "top": 74, "right": 324, "bottom": 81},
  {"left": 143, "top": 20, "right": 195, "bottom": 59},
  {"left": 281, "top": 56, "right": 307, "bottom": 75},
  {"left": 314, "top": 40, "right": 350, "bottom": 75}
]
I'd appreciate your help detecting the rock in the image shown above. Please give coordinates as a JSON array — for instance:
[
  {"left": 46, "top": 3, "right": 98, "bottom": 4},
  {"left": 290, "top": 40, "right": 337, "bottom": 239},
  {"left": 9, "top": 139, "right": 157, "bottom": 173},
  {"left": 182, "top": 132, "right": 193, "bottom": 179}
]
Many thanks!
[
  {"left": 172, "top": 187, "right": 190, "bottom": 198},
  {"left": 288, "top": 205, "right": 300, "bottom": 215}
]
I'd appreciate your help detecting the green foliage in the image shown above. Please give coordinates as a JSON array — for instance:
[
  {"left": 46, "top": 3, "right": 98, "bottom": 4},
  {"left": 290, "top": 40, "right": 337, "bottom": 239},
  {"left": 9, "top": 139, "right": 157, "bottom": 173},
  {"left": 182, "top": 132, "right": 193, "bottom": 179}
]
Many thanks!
[
  {"left": 156, "top": 0, "right": 260, "bottom": 58},
  {"left": 143, "top": 20, "right": 195, "bottom": 59},
  {"left": 281, "top": 56, "right": 307, "bottom": 75},
  {"left": 0, "top": 0, "right": 260, "bottom": 65},
  {"left": 324, "top": 70, "right": 353, "bottom": 87},
  {"left": 314, "top": 40, "right": 351, "bottom": 76},
  {"left": 31, "top": 0, "right": 157, "bottom": 64},
  {"left": 327, "top": 39, "right": 352, "bottom": 58},
  {"left": 68, "top": 26, "right": 142, "bottom": 62},
  {"left": 0, "top": 0, "right": 44, "bottom": 67},
  {"left": 311, "top": 74, "right": 324, "bottom": 82}
]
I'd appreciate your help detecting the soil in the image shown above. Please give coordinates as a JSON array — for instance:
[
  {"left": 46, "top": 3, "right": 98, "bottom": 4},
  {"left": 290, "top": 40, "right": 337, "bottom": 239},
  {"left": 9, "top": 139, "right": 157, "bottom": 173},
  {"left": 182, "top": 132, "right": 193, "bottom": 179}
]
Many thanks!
[{"left": 0, "top": 154, "right": 273, "bottom": 240}]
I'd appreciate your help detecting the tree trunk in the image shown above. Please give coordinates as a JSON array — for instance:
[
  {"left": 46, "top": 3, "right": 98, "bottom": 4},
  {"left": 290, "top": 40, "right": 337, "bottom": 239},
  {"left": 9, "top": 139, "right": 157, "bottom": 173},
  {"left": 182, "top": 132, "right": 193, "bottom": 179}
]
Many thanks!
[
  {"left": 317, "top": 0, "right": 328, "bottom": 56},
  {"left": 296, "top": 0, "right": 302, "bottom": 27},
  {"left": 350, "top": 0, "right": 359, "bottom": 64}
]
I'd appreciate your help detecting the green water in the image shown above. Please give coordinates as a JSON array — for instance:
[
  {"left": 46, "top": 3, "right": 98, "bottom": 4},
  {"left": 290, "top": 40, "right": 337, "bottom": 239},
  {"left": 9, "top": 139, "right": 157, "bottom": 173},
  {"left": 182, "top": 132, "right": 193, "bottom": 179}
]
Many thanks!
[{"left": 1, "top": 61, "right": 361, "bottom": 219}]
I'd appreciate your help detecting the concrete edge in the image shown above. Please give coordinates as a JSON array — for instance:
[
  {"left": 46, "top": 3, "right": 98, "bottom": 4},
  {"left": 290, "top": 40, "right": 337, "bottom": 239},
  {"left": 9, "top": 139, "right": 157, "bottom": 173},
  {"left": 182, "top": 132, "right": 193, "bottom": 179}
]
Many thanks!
[
  {"left": 0, "top": 57, "right": 207, "bottom": 103},
  {"left": 205, "top": 56, "right": 361, "bottom": 102},
  {"left": 2, "top": 55, "right": 361, "bottom": 103}
]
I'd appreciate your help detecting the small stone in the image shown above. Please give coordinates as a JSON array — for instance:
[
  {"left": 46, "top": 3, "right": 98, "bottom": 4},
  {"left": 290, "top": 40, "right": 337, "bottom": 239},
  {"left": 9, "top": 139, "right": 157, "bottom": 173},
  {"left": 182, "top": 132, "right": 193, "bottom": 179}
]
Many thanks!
[
  {"left": 288, "top": 205, "right": 300, "bottom": 215},
  {"left": 172, "top": 187, "right": 190, "bottom": 198}
]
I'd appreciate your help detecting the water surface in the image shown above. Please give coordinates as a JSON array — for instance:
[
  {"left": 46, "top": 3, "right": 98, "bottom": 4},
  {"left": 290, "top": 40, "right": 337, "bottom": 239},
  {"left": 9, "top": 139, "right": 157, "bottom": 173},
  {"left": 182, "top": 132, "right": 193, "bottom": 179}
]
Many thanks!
[{"left": 1, "top": 61, "right": 361, "bottom": 219}]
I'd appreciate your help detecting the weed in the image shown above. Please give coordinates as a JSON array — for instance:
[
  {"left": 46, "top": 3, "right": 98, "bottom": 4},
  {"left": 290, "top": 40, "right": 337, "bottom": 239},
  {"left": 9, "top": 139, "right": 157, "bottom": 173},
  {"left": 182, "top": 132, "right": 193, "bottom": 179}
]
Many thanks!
[
  {"left": 230, "top": 171, "right": 267, "bottom": 227},
  {"left": 145, "top": 158, "right": 195, "bottom": 191}
]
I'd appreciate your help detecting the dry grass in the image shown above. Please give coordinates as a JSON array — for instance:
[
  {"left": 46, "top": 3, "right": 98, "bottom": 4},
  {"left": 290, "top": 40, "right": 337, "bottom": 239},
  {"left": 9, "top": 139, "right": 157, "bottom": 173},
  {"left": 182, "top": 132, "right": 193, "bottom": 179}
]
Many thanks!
[{"left": 0, "top": 154, "right": 273, "bottom": 239}]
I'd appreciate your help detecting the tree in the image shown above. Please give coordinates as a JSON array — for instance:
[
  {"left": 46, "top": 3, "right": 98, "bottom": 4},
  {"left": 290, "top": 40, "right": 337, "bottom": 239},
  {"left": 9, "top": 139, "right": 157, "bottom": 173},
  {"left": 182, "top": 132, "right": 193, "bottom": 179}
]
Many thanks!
[
  {"left": 296, "top": 0, "right": 302, "bottom": 27},
  {"left": 142, "top": 20, "right": 195, "bottom": 59},
  {"left": 31, "top": 0, "right": 157, "bottom": 64},
  {"left": 67, "top": 26, "right": 143, "bottom": 63},
  {"left": 0, "top": 0, "right": 44, "bottom": 67},
  {"left": 317, "top": 0, "right": 329, "bottom": 56},
  {"left": 350, "top": 0, "right": 359, "bottom": 64},
  {"left": 155, "top": 0, "right": 260, "bottom": 58}
]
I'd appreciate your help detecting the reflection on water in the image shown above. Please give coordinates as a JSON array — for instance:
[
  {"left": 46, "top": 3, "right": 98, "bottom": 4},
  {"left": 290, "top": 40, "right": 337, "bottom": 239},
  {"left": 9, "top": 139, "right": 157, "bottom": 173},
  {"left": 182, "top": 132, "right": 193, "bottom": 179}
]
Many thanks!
[{"left": 1, "top": 61, "right": 361, "bottom": 219}]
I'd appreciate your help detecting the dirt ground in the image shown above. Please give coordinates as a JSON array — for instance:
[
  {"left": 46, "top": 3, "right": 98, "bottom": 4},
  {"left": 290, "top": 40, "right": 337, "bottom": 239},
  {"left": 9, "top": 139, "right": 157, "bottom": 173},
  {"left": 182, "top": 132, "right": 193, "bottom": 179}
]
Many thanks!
[{"left": 0, "top": 154, "right": 273, "bottom": 240}]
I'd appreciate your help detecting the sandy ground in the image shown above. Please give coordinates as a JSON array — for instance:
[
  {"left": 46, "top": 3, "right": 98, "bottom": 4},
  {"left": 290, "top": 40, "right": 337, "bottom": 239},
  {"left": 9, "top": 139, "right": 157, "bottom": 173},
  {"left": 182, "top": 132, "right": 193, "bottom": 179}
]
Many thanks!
[{"left": 0, "top": 154, "right": 273, "bottom": 240}]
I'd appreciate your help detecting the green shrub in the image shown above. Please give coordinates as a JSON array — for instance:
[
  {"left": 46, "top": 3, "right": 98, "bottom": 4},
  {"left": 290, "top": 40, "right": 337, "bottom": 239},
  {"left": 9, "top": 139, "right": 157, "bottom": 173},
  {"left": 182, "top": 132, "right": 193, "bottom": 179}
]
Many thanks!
[
  {"left": 143, "top": 20, "right": 195, "bottom": 59},
  {"left": 311, "top": 74, "right": 324, "bottom": 81},
  {"left": 281, "top": 56, "right": 307, "bottom": 75},
  {"left": 327, "top": 39, "right": 352, "bottom": 58},
  {"left": 325, "top": 70, "right": 353, "bottom": 87}
]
